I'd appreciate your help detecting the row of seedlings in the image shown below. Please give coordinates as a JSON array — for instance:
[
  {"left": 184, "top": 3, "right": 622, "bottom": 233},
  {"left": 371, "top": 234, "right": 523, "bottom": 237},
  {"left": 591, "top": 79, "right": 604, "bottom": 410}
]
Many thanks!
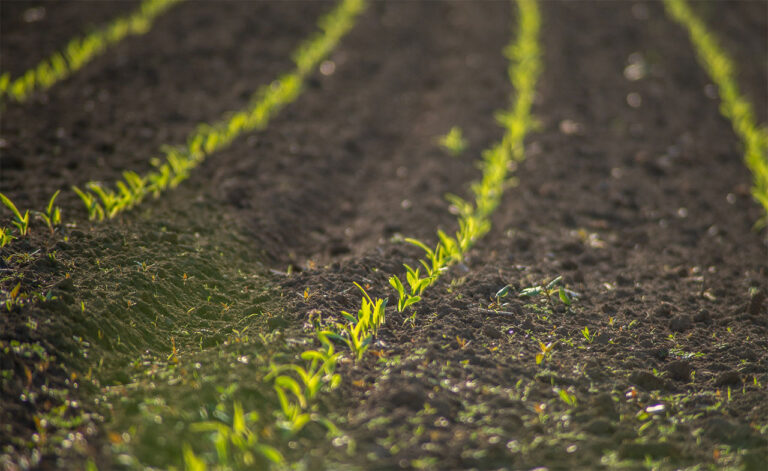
[
  {"left": 663, "top": 0, "right": 768, "bottom": 225},
  {"left": 180, "top": 0, "right": 542, "bottom": 468},
  {"left": 0, "top": 0, "right": 184, "bottom": 104}
]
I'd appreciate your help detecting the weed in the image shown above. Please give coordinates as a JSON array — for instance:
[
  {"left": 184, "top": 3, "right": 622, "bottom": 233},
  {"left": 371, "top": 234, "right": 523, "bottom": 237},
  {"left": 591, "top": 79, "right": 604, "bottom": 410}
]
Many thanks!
[
  {"left": 437, "top": 126, "right": 468, "bottom": 156},
  {"left": 581, "top": 326, "right": 596, "bottom": 344},
  {"left": 517, "top": 275, "right": 578, "bottom": 308},
  {"left": 0, "top": 193, "right": 30, "bottom": 236},
  {"left": 535, "top": 340, "right": 556, "bottom": 365}
]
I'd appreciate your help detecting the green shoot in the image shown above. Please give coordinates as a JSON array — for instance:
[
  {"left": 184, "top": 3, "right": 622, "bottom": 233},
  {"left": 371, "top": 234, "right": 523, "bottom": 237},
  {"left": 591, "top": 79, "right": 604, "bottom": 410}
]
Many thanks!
[
  {"left": 188, "top": 402, "right": 284, "bottom": 468},
  {"left": 518, "top": 275, "right": 577, "bottom": 308},
  {"left": 37, "top": 190, "right": 62, "bottom": 235},
  {"left": 0, "top": 193, "right": 30, "bottom": 236},
  {"left": 535, "top": 340, "right": 556, "bottom": 365},
  {"left": 581, "top": 327, "right": 596, "bottom": 344},
  {"left": 0, "top": 227, "right": 16, "bottom": 247},
  {"left": 557, "top": 388, "right": 578, "bottom": 406},
  {"left": 72, "top": 186, "right": 105, "bottom": 221},
  {"left": 437, "top": 126, "right": 468, "bottom": 156},
  {"left": 389, "top": 275, "right": 421, "bottom": 312}
]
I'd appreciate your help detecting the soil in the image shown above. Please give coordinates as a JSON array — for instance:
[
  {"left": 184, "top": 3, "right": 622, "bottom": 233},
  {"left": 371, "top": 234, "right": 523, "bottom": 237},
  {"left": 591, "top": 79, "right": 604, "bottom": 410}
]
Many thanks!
[{"left": 1, "top": 1, "right": 766, "bottom": 470}]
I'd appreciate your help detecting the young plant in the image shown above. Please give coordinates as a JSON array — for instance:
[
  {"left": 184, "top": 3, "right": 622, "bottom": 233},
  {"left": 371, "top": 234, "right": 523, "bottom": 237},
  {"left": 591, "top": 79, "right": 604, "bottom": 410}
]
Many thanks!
[
  {"left": 437, "top": 126, "right": 468, "bottom": 156},
  {"left": 72, "top": 186, "right": 105, "bottom": 221},
  {"left": 518, "top": 275, "right": 577, "bottom": 308},
  {"left": 535, "top": 340, "right": 556, "bottom": 365},
  {"left": 389, "top": 275, "right": 421, "bottom": 312},
  {"left": 188, "top": 401, "right": 284, "bottom": 468},
  {"left": 0, "top": 193, "right": 30, "bottom": 236},
  {"left": 581, "top": 326, "right": 596, "bottom": 344},
  {"left": 37, "top": 190, "right": 62, "bottom": 235},
  {"left": 0, "top": 227, "right": 16, "bottom": 247}
]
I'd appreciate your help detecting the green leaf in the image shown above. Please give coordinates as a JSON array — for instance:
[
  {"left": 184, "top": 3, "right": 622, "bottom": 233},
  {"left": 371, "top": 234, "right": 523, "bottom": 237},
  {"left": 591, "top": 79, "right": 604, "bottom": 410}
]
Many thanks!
[
  {"left": 546, "top": 276, "right": 563, "bottom": 290},
  {"left": 519, "top": 286, "right": 543, "bottom": 297}
]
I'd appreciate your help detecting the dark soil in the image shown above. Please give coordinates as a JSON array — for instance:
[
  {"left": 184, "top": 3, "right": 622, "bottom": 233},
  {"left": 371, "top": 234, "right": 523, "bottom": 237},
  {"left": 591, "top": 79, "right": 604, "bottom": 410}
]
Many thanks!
[{"left": 1, "top": 1, "right": 766, "bottom": 470}]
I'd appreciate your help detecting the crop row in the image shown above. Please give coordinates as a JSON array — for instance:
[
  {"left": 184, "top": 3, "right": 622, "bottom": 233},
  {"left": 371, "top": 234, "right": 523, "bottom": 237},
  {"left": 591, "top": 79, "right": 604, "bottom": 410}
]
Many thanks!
[
  {"left": 0, "top": 0, "right": 183, "bottom": 105},
  {"left": 177, "top": 0, "right": 542, "bottom": 468},
  {"left": 663, "top": 0, "right": 768, "bottom": 225}
]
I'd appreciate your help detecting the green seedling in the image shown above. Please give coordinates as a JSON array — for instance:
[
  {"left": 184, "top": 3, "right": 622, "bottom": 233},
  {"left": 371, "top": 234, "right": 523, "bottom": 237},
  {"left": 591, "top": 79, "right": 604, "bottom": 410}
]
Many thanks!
[
  {"left": 0, "top": 193, "right": 30, "bottom": 236},
  {"left": 437, "top": 126, "right": 468, "bottom": 156},
  {"left": 188, "top": 401, "right": 284, "bottom": 468},
  {"left": 37, "top": 190, "right": 61, "bottom": 235},
  {"left": 72, "top": 186, "right": 104, "bottom": 221},
  {"left": 557, "top": 388, "right": 578, "bottom": 406},
  {"left": 518, "top": 275, "right": 578, "bottom": 308},
  {"left": 0, "top": 227, "right": 16, "bottom": 247},
  {"left": 389, "top": 275, "right": 421, "bottom": 312},
  {"left": 535, "top": 340, "right": 556, "bottom": 365},
  {"left": 581, "top": 326, "right": 596, "bottom": 344}
]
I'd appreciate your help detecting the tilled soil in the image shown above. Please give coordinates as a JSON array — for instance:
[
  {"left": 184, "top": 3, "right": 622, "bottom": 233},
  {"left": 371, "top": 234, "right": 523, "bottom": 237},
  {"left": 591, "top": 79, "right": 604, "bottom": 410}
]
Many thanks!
[{"left": 1, "top": 1, "right": 766, "bottom": 470}]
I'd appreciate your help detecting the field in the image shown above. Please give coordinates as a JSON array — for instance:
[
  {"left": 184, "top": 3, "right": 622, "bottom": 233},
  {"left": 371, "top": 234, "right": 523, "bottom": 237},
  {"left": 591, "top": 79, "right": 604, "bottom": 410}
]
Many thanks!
[{"left": 1, "top": 1, "right": 767, "bottom": 470}]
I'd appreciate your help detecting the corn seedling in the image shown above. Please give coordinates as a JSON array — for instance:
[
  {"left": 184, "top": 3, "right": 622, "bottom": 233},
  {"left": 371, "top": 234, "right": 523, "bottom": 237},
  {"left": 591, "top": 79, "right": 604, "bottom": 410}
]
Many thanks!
[
  {"left": 389, "top": 275, "right": 420, "bottom": 312},
  {"left": 188, "top": 402, "right": 284, "bottom": 468},
  {"left": 0, "top": 193, "right": 30, "bottom": 236},
  {"left": 0, "top": 227, "right": 16, "bottom": 247},
  {"left": 324, "top": 283, "right": 388, "bottom": 360},
  {"left": 36, "top": 190, "right": 62, "bottom": 235},
  {"left": 664, "top": 0, "right": 768, "bottom": 226},
  {"left": 437, "top": 126, "right": 468, "bottom": 156},
  {"left": 71, "top": 0, "right": 364, "bottom": 220},
  {"left": 0, "top": 0, "right": 183, "bottom": 104},
  {"left": 265, "top": 335, "right": 343, "bottom": 435},
  {"left": 72, "top": 186, "right": 104, "bottom": 221}
]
